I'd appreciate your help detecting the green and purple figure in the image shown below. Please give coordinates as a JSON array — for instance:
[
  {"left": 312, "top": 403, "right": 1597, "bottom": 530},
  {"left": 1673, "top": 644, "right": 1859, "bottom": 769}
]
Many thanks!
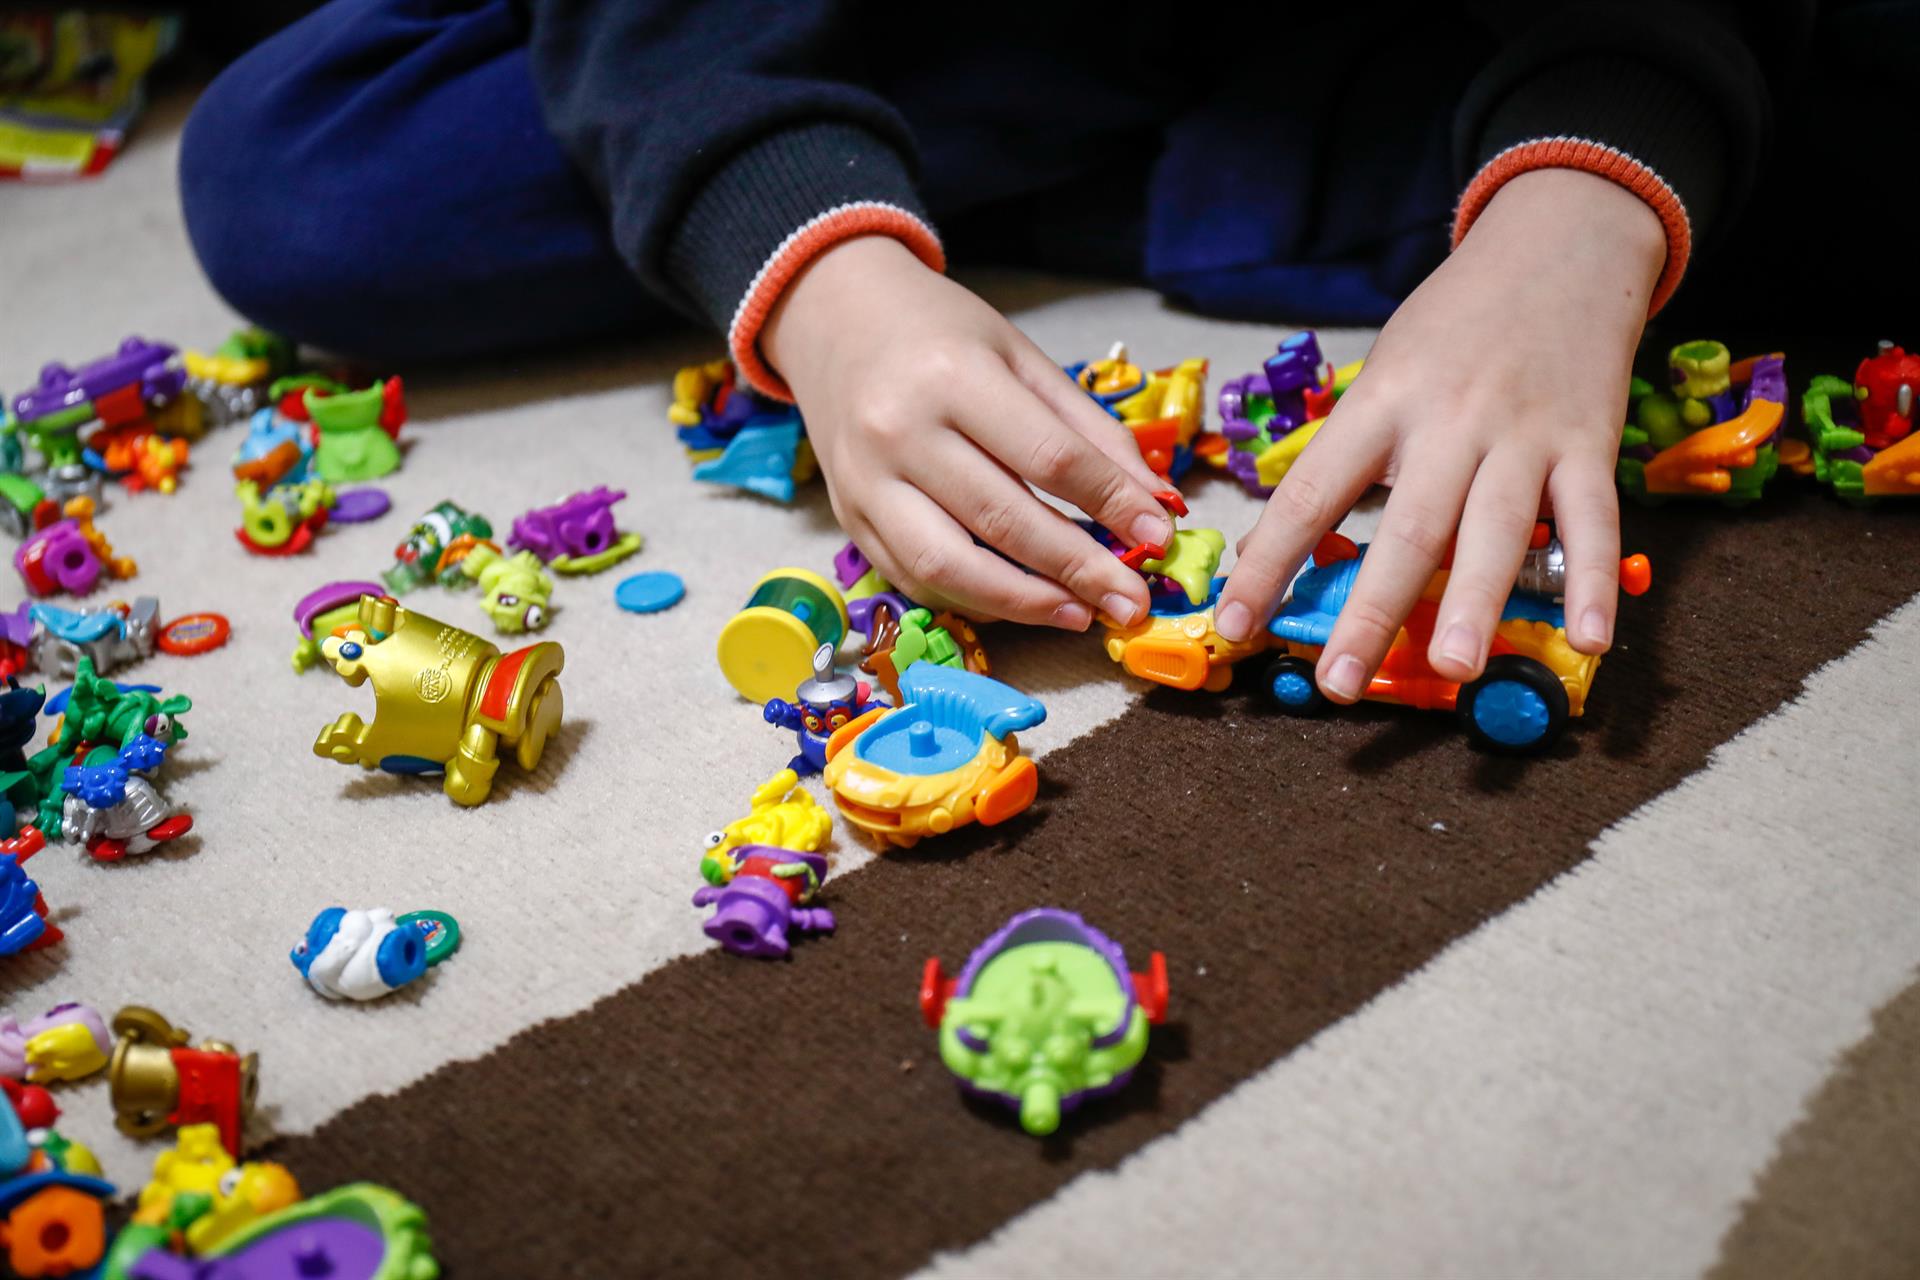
[{"left": 692, "top": 846, "right": 834, "bottom": 959}]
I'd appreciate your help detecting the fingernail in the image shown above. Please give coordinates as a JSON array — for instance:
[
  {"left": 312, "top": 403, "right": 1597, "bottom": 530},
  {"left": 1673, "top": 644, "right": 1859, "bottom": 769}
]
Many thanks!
[
  {"left": 1216, "top": 600, "right": 1250, "bottom": 642},
  {"left": 1130, "top": 513, "right": 1173, "bottom": 547},
  {"left": 1322, "top": 653, "right": 1366, "bottom": 701},
  {"left": 1053, "top": 602, "right": 1092, "bottom": 631},
  {"left": 1437, "top": 624, "right": 1479, "bottom": 669},
  {"left": 1100, "top": 593, "right": 1141, "bottom": 627},
  {"left": 1581, "top": 607, "right": 1612, "bottom": 649}
]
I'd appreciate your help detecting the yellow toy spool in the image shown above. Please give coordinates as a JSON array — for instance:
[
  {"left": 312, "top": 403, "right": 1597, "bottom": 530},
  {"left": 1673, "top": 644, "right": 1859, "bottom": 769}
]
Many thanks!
[{"left": 716, "top": 568, "right": 850, "bottom": 703}]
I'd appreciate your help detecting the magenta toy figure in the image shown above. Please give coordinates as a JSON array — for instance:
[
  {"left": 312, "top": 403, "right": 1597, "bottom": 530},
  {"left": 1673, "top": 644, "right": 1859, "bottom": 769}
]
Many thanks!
[
  {"left": 692, "top": 847, "right": 834, "bottom": 959},
  {"left": 508, "top": 486, "right": 641, "bottom": 575},
  {"left": 762, "top": 643, "right": 884, "bottom": 776}
]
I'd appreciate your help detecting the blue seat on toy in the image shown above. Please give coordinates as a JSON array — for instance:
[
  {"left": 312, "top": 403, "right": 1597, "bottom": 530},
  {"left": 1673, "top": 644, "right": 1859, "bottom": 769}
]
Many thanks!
[
  {"left": 1268, "top": 552, "right": 1365, "bottom": 647},
  {"left": 855, "top": 663, "right": 1046, "bottom": 777}
]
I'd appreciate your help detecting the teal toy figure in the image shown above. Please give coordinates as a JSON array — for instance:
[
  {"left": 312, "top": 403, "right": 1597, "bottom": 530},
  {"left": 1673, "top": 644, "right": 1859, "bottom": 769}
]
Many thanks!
[
  {"left": 920, "top": 908, "right": 1168, "bottom": 1136},
  {"left": 307, "top": 379, "right": 405, "bottom": 483},
  {"left": 383, "top": 501, "right": 494, "bottom": 593},
  {"left": 466, "top": 548, "right": 555, "bottom": 634}
]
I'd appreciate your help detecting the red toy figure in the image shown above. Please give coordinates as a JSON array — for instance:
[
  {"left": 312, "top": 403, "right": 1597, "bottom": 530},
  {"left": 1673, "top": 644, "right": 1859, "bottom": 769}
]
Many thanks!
[
  {"left": 1854, "top": 341, "right": 1919, "bottom": 450},
  {"left": 105, "top": 1007, "right": 258, "bottom": 1158}
]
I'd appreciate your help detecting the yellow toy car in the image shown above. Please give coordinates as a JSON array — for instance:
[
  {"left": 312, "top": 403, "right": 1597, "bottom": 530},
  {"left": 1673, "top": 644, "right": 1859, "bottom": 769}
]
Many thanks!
[{"left": 822, "top": 663, "right": 1044, "bottom": 848}]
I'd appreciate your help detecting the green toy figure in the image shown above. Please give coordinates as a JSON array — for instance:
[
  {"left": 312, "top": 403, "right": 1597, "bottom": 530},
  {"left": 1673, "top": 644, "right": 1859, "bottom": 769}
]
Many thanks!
[{"left": 307, "top": 379, "right": 405, "bottom": 483}]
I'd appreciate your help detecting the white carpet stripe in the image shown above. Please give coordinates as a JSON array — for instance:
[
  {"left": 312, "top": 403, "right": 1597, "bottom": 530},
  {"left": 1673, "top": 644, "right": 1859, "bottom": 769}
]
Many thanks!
[{"left": 921, "top": 595, "right": 1920, "bottom": 1280}]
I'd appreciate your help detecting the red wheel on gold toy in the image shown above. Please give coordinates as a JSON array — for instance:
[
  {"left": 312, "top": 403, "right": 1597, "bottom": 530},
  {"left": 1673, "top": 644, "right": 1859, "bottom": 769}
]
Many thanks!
[{"left": 157, "top": 613, "right": 232, "bottom": 656}]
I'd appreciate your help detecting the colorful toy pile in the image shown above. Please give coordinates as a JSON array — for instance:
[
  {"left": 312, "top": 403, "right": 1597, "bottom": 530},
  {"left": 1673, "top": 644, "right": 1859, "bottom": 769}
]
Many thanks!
[
  {"left": 1215, "top": 331, "right": 1362, "bottom": 495},
  {"left": 1797, "top": 340, "right": 1920, "bottom": 502},
  {"left": 1068, "top": 343, "right": 1213, "bottom": 481},
  {"left": 669, "top": 358, "right": 816, "bottom": 502},
  {"left": 1619, "top": 340, "right": 1788, "bottom": 505}
]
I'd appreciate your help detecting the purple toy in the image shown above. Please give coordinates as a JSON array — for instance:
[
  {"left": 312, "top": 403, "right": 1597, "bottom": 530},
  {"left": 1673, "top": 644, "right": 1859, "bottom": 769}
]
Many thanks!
[
  {"left": 692, "top": 847, "right": 835, "bottom": 959},
  {"left": 13, "top": 336, "right": 184, "bottom": 426},
  {"left": 0, "top": 1001, "right": 110, "bottom": 1081},
  {"left": 15, "top": 520, "right": 103, "bottom": 597},
  {"left": 1217, "top": 331, "right": 1336, "bottom": 496},
  {"left": 832, "top": 540, "right": 871, "bottom": 589},
  {"left": 507, "top": 486, "right": 641, "bottom": 574}
]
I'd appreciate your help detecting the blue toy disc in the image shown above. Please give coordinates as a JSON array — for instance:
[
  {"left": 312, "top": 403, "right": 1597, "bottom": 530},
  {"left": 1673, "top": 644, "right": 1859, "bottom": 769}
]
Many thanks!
[{"left": 616, "top": 571, "right": 685, "bottom": 614}]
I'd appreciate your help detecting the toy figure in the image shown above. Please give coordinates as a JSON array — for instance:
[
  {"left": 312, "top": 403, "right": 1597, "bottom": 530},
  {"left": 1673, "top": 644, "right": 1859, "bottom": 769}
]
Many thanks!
[
  {"left": 508, "top": 486, "right": 641, "bottom": 575},
  {"left": 106, "top": 1006, "right": 258, "bottom": 1159},
  {"left": 669, "top": 358, "right": 816, "bottom": 503},
  {"left": 0, "top": 1003, "right": 110, "bottom": 1082},
  {"left": 291, "top": 580, "right": 387, "bottom": 673},
  {"left": 128, "top": 1122, "right": 300, "bottom": 1257},
  {"left": 90, "top": 426, "right": 189, "bottom": 494},
  {"left": 60, "top": 735, "right": 194, "bottom": 862},
  {"left": 1097, "top": 492, "right": 1256, "bottom": 692},
  {"left": 1, "top": 679, "right": 45, "bottom": 833},
  {"left": 822, "top": 664, "right": 1045, "bottom": 848},
  {"left": 1067, "top": 343, "right": 1211, "bottom": 481},
  {"left": 1618, "top": 341, "right": 1787, "bottom": 504},
  {"left": 465, "top": 547, "right": 555, "bottom": 634},
  {"left": 0, "top": 828, "right": 57, "bottom": 957},
  {"left": 763, "top": 643, "right": 883, "bottom": 776},
  {"left": 290, "top": 906, "right": 457, "bottom": 1002},
  {"left": 701, "top": 768, "right": 832, "bottom": 886},
  {"left": 308, "top": 378, "right": 405, "bottom": 482},
  {"left": 234, "top": 476, "right": 335, "bottom": 555},
  {"left": 921, "top": 908, "right": 1167, "bottom": 1137},
  {"left": 183, "top": 328, "right": 295, "bottom": 427},
  {"left": 110, "top": 1182, "right": 438, "bottom": 1280},
  {"left": 383, "top": 500, "right": 495, "bottom": 593},
  {"left": 312, "top": 593, "right": 565, "bottom": 806},
  {"left": 231, "top": 406, "right": 313, "bottom": 489},
  {"left": 56, "top": 659, "right": 190, "bottom": 752},
  {"left": 27, "top": 596, "right": 159, "bottom": 677},
  {"left": 859, "top": 603, "right": 987, "bottom": 706},
  {"left": 1216, "top": 332, "right": 1362, "bottom": 495},
  {"left": 15, "top": 497, "right": 136, "bottom": 597},
  {"left": 1798, "top": 340, "right": 1920, "bottom": 502},
  {"left": 0, "top": 1091, "right": 114, "bottom": 1279},
  {"left": 693, "top": 847, "right": 835, "bottom": 959}
]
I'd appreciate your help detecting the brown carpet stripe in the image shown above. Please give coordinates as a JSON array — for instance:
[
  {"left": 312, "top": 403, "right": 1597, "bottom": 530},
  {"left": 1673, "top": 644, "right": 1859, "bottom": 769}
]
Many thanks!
[{"left": 263, "top": 493, "right": 1920, "bottom": 1279}]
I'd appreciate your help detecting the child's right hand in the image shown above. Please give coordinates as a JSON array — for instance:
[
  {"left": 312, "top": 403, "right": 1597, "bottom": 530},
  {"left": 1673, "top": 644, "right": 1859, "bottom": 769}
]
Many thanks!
[{"left": 761, "top": 236, "right": 1174, "bottom": 631}]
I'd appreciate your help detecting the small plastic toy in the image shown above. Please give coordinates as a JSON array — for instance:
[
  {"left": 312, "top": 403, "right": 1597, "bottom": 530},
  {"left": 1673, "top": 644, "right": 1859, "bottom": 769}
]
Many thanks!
[
  {"left": 1262, "top": 525, "right": 1652, "bottom": 753},
  {"left": 311, "top": 593, "right": 565, "bottom": 806},
  {"left": 821, "top": 663, "right": 1045, "bottom": 848},
  {"left": 15, "top": 496, "right": 136, "bottom": 597},
  {"left": 1797, "top": 340, "right": 1920, "bottom": 502},
  {"left": 693, "top": 847, "right": 834, "bottom": 959},
  {"left": 0, "top": 1003, "right": 110, "bottom": 1082},
  {"left": 88, "top": 426, "right": 189, "bottom": 494},
  {"left": 509, "top": 486, "right": 642, "bottom": 575},
  {"left": 859, "top": 603, "right": 990, "bottom": 706},
  {"left": 669, "top": 358, "right": 816, "bottom": 502},
  {"left": 920, "top": 908, "right": 1167, "bottom": 1136},
  {"left": 60, "top": 734, "right": 194, "bottom": 861},
  {"left": 183, "top": 328, "right": 295, "bottom": 427},
  {"left": 1, "top": 679, "right": 47, "bottom": 830},
  {"left": 615, "top": 570, "right": 685, "bottom": 614},
  {"left": 701, "top": 768, "right": 832, "bottom": 886},
  {"left": 763, "top": 643, "right": 885, "bottom": 776},
  {"left": 155, "top": 613, "right": 231, "bottom": 657},
  {"left": 231, "top": 405, "right": 313, "bottom": 490},
  {"left": 383, "top": 501, "right": 495, "bottom": 594},
  {"left": 308, "top": 378, "right": 405, "bottom": 483},
  {"left": 717, "top": 567, "right": 850, "bottom": 703},
  {"left": 0, "top": 828, "right": 58, "bottom": 958},
  {"left": 126, "top": 1122, "right": 300, "bottom": 1257},
  {"left": 1, "top": 1092, "right": 114, "bottom": 1279},
  {"left": 1098, "top": 493, "right": 1258, "bottom": 691},
  {"left": 12, "top": 337, "right": 185, "bottom": 439},
  {"left": 1067, "top": 344, "right": 1212, "bottom": 481},
  {"left": 25, "top": 596, "right": 159, "bottom": 677},
  {"left": 0, "top": 473, "right": 56, "bottom": 542},
  {"left": 116, "top": 1181, "right": 437, "bottom": 1280},
  {"left": 291, "top": 906, "right": 460, "bottom": 1002},
  {"left": 234, "top": 477, "right": 335, "bottom": 556},
  {"left": 106, "top": 1006, "right": 258, "bottom": 1159},
  {"left": 1216, "top": 332, "right": 1362, "bottom": 495},
  {"left": 467, "top": 548, "right": 555, "bottom": 634},
  {"left": 1619, "top": 342, "right": 1787, "bottom": 504},
  {"left": 292, "top": 580, "right": 387, "bottom": 673},
  {"left": 329, "top": 486, "right": 393, "bottom": 524}
]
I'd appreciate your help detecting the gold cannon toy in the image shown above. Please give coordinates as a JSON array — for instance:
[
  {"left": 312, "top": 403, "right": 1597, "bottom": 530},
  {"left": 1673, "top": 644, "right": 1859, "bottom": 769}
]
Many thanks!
[{"left": 311, "top": 593, "right": 565, "bottom": 806}]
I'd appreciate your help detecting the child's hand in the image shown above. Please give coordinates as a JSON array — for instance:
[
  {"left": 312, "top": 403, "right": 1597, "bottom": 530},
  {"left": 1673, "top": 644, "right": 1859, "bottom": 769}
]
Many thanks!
[
  {"left": 762, "top": 236, "right": 1174, "bottom": 631},
  {"left": 1216, "top": 169, "right": 1666, "bottom": 700}
]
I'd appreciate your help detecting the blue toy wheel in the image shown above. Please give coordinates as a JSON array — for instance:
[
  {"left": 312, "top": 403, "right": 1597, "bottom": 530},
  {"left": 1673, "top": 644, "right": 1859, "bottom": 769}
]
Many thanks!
[
  {"left": 1457, "top": 655, "right": 1569, "bottom": 754},
  {"left": 1262, "top": 655, "right": 1326, "bottom": 715}
]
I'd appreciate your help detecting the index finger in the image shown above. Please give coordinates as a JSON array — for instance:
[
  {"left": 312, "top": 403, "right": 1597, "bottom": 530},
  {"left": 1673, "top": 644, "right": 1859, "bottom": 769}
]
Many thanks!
[{"left": 1215, "top": 407, "right": 1392, "bottom": 642}]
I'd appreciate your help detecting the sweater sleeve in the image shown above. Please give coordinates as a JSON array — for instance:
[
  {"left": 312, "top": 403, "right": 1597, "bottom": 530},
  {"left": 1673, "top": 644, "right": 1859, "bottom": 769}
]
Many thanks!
[
  {"left": 1452, "top": 1, "right": 1812, "bottom": 314},
  {"left": 520, "top": 0, "right": 944, "bottom": 397}
]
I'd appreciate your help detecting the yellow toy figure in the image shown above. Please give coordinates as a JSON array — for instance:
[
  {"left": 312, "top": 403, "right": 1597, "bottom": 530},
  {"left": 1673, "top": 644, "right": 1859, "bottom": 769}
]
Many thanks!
[
  {"left": 133, "top": 1123, "right": 301, "bottom": 1253},
  {"left": 312, "top": 593, "right": 565, "bottom": 806},
  {"left": 700, "top": 768, "right": 832, "bottom": 885}
]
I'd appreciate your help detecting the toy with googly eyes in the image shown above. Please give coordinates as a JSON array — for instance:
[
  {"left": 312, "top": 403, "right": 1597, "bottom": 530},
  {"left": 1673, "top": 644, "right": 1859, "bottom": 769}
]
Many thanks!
[
  {"left": 700, "top": 768, "right": 832, "bottom": 887},
  {"left": 761, "top": 643, "right": 884, "bottom": 777},
  {"left": 464, "top": 548, "right": 555, "bottom": 635}
]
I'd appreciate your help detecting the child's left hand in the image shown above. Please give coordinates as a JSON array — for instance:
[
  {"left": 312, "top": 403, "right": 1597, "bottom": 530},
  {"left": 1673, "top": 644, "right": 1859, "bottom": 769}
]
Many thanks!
[{"left": 1215, "top": 168, "right": 1667, "bottom": 702}]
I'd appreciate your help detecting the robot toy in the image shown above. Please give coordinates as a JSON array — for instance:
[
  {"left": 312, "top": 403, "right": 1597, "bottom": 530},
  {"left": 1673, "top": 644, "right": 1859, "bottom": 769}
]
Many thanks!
[{"left": 762, "top": 643, "right": 884, "bottom": 776}]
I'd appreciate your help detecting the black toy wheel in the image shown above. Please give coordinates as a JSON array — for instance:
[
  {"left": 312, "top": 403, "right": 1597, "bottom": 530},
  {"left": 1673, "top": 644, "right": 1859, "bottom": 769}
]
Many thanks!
[
  {"left": 1457, "top": 655, "right": 1570, "bottom": 754},
  {"left": 1262, "top": 655, "right": 1327, "bottom": 715}
]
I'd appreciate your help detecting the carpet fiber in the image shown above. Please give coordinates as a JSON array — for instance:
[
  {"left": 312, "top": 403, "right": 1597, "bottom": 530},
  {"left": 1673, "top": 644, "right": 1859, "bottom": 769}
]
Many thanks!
[{"left": 2, "top": 92, "right": 1917, "bottom": 1280}]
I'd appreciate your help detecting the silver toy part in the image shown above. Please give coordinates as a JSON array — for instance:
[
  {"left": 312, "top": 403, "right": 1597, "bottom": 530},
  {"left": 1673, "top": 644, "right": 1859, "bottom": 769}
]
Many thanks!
[{"left": 793, "top": 641, "right": 858, "bottom": 706}]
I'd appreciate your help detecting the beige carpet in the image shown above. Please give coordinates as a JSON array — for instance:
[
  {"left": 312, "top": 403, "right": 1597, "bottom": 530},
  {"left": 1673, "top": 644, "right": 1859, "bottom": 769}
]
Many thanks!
[{"left": 2, "top": 90, "right": 1916, "bottom": 1279}]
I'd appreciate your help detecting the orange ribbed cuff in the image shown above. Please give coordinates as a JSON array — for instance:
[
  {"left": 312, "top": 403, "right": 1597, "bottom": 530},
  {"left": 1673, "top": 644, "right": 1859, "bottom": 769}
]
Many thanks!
[
  {"left": 1451, "top": 137, "right": 1691, "bottom": 316},
  {"left": 727, "top": 202, "right": 946, "bottom": 401}
]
